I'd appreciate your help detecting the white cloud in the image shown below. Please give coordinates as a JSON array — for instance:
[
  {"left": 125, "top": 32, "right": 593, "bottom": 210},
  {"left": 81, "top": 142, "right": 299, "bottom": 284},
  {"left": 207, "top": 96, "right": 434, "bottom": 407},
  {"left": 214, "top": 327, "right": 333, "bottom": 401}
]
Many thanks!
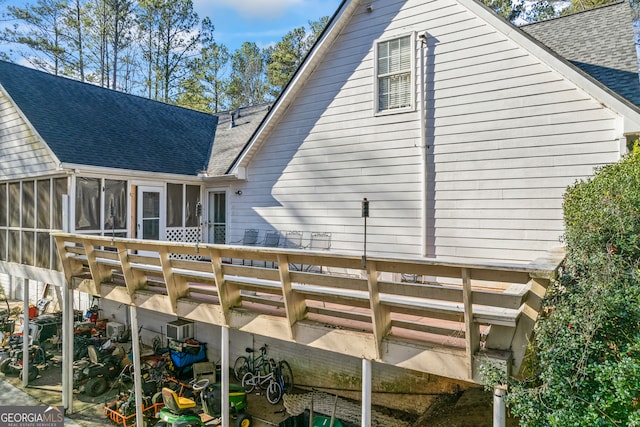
[{"left": 195, "top": 0, "right": 305, "bottom": 20}]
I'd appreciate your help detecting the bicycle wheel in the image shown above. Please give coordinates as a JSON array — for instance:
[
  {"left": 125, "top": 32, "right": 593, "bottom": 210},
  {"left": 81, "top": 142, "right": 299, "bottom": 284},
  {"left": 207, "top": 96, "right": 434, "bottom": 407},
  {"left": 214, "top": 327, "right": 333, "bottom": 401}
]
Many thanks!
[
  {"left": 278, "top": 360, "right": 294, "bottom": 392},
  {"left": 242, "top": 371, "right": 256, "bottom": 393},
  {"left": 266, "top": 380, "right": 282, "bottom": 404},
  {"left": 234, "top": 356, "right": 250, "bottom": 381}
]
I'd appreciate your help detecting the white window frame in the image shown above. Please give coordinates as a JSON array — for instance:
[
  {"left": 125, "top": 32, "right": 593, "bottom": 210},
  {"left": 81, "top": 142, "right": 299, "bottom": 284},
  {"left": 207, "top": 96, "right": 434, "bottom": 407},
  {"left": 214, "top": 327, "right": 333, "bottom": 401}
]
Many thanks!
[{"left": 374, "top": 32, "right": 416, "bottom": 115}]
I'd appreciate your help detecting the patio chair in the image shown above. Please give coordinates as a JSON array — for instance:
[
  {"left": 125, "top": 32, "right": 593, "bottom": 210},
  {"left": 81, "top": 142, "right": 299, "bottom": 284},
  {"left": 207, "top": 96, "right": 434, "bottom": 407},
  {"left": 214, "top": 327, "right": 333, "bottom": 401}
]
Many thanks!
[
  {"left": 283, "top": 230, "right": 303, "bottom": 249},
  {"left": 231, "top": 229, "right": 259, "bottom": 265},
  {"left": 240, "top": 229, "right": 259, "bottom": 246},
  {"left": 283, "top": 231, "right": 304, "bottom": 270},
  {"left": 308, "top": 232, "right": 331, "bottom": 251},
  {"left": 263, "top": 231, "right": 281, "bottom": 268},
  {"left": 263, "top": 230, "right": 281, "bottom": 248},
  {"left": 305, "top": 232, "right": 332, "bottom": 272}
]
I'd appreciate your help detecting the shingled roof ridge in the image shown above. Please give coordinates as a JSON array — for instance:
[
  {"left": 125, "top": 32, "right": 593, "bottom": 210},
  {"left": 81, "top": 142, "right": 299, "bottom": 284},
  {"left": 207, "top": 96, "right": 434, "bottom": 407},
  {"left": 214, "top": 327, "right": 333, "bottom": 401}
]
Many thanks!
[{"left": 519, "top": 0, "right": 627, "bottom": 27}]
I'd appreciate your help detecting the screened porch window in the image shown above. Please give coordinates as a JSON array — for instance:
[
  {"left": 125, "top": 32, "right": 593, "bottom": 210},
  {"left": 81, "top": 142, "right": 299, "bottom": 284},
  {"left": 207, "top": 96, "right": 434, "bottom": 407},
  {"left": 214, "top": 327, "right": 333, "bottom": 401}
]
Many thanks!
[
  {"left": 166, "top": 184, "right": 201, "bottom": 228},
  {"left": 75, "top": 177, "right": 128, "bottom": 238},
  {"left": 376, "top": 35, "right": 413, "bottom": 113},
  {"left": 104, "top": 180, "right": 127, "bottom": 230},
  {"left": 0, "top": 177, "right": 68, "bottom": 269},
  {"left": 76, "top": 177, "right": 100, "bottom": 230}
]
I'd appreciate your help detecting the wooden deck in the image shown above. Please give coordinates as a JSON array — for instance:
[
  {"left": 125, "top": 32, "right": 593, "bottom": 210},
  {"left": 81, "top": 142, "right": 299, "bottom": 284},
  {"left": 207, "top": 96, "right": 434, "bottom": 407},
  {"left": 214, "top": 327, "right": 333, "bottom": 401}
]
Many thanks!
[{"left": 52, "top": 232, "right": 564, "bottom": 383}]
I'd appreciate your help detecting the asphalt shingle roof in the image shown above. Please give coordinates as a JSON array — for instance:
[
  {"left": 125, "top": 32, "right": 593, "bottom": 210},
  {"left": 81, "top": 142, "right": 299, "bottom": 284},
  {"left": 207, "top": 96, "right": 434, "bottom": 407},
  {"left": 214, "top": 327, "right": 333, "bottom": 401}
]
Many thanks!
[
  {"left": 0, "top": 60, "right": 217, "bottom": 176},
  {"left": 521, "top": 1, "right": 640, "bottom": 107},
  {"left": 206, "top": 103, "right": 271, "bottom": 176}
]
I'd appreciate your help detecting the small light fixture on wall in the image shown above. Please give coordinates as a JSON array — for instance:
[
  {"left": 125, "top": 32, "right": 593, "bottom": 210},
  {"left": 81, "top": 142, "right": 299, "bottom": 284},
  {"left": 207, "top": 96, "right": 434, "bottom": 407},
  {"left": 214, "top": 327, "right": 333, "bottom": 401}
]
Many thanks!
[
  {"left": 235, "top": 190, "right": 243, "bottom": 196},
  {"left": 366, "top": 3, "right": 373, "bottom": 12}
]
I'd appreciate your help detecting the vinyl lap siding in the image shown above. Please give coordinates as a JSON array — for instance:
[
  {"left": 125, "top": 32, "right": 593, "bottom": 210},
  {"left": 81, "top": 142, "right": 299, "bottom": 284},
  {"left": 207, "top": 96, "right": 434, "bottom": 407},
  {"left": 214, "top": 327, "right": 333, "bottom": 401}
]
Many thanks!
[
  {"left": 422, "top": 2, "right": 620, "bottom": 261},
  {"left": 0, "top": 93, "right": 57, "bottom": 180},
  {"left": 238, "top": 0, "right": 621, "bottom": 262}
]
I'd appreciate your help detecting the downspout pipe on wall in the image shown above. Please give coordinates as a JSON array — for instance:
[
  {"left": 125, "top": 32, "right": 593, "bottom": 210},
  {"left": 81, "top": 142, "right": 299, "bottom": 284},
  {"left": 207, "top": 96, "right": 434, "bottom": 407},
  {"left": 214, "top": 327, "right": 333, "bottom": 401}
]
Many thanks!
[{"left": 419, "top": 32, "right": 429, "bottom": 258}]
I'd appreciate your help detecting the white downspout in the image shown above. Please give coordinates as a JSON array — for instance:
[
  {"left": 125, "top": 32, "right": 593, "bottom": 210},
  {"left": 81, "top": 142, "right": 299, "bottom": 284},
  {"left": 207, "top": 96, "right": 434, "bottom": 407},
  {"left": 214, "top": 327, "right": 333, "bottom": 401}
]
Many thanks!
[{"left": 419, "top": 32, "right": 428, "bottom": 257}]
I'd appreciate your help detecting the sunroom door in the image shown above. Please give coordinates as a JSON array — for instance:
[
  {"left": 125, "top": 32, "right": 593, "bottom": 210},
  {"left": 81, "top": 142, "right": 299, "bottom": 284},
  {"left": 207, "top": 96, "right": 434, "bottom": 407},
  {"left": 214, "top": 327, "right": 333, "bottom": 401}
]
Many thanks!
[
  {"left": 207, "top": 190, "right": 226, "bottom": 244},
  {"left": 136, "top": 186, "right": 165, "bottom": 245}
]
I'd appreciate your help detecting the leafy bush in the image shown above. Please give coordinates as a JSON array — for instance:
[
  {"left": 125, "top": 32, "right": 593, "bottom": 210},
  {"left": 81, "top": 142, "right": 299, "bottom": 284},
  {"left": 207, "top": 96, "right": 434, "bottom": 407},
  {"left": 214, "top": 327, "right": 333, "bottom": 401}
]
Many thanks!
[{"left": 492, "top": 151, "right": 640, "bottom": 426}]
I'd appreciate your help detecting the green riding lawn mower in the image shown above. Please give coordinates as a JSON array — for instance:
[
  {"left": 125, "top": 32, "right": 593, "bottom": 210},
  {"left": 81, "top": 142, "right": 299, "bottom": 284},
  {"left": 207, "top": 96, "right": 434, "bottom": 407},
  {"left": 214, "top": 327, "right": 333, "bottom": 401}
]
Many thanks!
[{"left": 156, "top": 378, "right": 252, "bottom": 427}]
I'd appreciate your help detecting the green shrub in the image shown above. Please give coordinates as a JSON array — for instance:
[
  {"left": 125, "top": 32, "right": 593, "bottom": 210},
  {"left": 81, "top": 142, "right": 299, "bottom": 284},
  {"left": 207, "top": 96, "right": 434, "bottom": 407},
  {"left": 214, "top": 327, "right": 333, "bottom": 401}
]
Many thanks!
[{"left": 492, "top": 151, "right": 640, "bottom": 426}]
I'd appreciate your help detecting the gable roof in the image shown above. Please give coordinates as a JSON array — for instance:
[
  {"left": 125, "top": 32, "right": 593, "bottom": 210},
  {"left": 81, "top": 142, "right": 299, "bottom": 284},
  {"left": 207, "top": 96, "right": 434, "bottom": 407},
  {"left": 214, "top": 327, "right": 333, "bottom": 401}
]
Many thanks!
[
  {"left": 206, "top": 103, "right": 271, "bottom": 176},
  {"left": 230, "top": 0, "right": 640, "bottom": 174},
  {"left": 0, "top": 60, "right": 217, "bottom": 176},
  {"left": 521, "top": 1, "right": 640, "bottom": 108}
]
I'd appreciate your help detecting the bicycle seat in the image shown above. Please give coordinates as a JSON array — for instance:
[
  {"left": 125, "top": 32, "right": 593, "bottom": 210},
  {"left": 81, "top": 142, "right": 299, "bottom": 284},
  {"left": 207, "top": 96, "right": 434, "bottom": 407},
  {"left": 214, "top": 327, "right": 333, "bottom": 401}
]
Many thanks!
[{"left": 245, "top": 347, "right": 254, "bottom": 353}]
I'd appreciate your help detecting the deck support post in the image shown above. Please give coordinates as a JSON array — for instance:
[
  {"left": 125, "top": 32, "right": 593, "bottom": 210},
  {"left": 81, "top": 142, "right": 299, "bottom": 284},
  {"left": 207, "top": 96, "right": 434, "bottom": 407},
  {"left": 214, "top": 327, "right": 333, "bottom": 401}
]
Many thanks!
[
  {"left": 62, "top": 283, "right": 74, "bottom": 413},
  {"left": 22, "top": 278, "right": 29, "bottom": 388},
  {"left": 493, "top": 385, "right": 507, "bottom": 427},
  {"left": 129, "top": 305, "right": 144, "bottom": 427},
  {"left": 361, "top": 358, "right": 372, "bottom": 427},
  {"left": 221, "top": 326, "right": 230, "bottom": 427},
  {"left": 61, "top": 193, "right": 74, "bottom": 414}
]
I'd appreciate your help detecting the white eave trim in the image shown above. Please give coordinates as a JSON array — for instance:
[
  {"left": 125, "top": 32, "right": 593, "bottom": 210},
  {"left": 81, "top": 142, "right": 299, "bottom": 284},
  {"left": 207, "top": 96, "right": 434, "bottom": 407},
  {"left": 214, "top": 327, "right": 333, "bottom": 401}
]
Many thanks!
[{"left": 59, "top": 163, "right": 205, "bottom": 183}]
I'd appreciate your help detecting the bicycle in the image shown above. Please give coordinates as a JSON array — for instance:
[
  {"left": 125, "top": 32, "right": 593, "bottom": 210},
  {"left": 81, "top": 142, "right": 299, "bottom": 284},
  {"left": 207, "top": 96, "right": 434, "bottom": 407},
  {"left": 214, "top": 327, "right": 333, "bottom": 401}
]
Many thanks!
[
  {"left": 233, "top": 344, "right": 270, "bottom": 381},
  {"left": 241, "top": 358, "right": 294, "bottom": 405}
]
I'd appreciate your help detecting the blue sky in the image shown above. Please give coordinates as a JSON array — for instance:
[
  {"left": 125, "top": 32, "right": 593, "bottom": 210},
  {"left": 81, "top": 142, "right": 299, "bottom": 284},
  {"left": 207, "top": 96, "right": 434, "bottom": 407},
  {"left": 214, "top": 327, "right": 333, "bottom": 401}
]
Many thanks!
[
  {"left": 0, "top": 0, "right": 341, "bottom": 57},
  {"left": 192, "top": 0, "right": 341, "bottom": 51}
]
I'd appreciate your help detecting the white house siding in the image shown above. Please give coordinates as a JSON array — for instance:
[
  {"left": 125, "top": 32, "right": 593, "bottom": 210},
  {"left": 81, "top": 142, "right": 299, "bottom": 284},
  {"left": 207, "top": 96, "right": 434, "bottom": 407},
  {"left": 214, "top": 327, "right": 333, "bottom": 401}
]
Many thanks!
[
  {"left": 236, "top": 0, "right": 621, "bottom": 263},
  {"left": 0, "top": 92, "right": 58, "bottom": 180}
]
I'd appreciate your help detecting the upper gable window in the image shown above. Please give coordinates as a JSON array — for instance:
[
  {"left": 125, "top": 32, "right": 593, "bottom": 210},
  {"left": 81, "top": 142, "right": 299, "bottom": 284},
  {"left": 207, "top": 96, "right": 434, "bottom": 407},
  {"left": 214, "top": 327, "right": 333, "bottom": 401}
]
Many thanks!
[{"left": 375, "top": 34, "right": 413, "bottom": 113}]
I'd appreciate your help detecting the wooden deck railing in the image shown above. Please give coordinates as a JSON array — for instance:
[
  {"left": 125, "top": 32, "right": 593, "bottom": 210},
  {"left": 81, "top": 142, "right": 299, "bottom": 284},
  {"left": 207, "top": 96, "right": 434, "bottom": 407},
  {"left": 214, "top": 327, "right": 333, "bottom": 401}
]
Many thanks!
[{"left": 52, "top": 232, "right": 564, "bottom": 383}]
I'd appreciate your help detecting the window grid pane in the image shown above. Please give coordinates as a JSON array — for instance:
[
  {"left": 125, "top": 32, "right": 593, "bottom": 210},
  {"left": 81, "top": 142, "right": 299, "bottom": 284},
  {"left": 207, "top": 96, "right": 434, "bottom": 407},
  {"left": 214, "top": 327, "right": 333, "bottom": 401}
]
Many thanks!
[
  {"left": 75, "top": 177, "right": 100, "bottom": 230},
  {"left": 53, "top": 178, "right": 67, "bottom": 230},
  {"left": 167, "top": 183, "right": 183, "bottom": 228},
  {"left": 104, "top": 180, "right": 127, "bottom": 230},
  {"left": 22, "top": 231, "right": 34, "bottom": 265},
  {"left": 0, "top": 229, "right": 5, "bottom": 261},
  {"left": 185, "top": 185, "right": 200, "bottom": 227},
  {"left": 37, "top": 179, "right": 50, "bottom": 229},
  {"left": 36, "top": 232, "right": 50, "bottom": 269},
  {"left": 0, "top": 183, "right": 6, "bottom": 227},
  {"left": 377, "top": 35, "right": 412, "bottom": 112},
  {"left": 9, "top": 182, "right": 20, "bottom": 227}
]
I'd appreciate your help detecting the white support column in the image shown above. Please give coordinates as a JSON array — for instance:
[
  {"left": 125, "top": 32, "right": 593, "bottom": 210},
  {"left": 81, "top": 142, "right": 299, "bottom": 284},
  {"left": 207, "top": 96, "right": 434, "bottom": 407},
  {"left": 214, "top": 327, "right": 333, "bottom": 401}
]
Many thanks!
[
  {"left": 493, "top": 385, "right": 507, "bottom": 427},
  {"left": 361, "top": 358, "right": 372, "bottom": 427},
  {"left": 129, "top": 305, "right": 144, "bottom": 427},
  {"left": 62, "top": 285, "right": 74, "bottom": 413},
  {"left": 221, "top": 326, "right": 230, "bottom": 427},
  {"left": 61, "top": 194, "right": 74, "bottom": 413},
  {"left": 22, "top": 278, "right": 29, "bottom": 387}
]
